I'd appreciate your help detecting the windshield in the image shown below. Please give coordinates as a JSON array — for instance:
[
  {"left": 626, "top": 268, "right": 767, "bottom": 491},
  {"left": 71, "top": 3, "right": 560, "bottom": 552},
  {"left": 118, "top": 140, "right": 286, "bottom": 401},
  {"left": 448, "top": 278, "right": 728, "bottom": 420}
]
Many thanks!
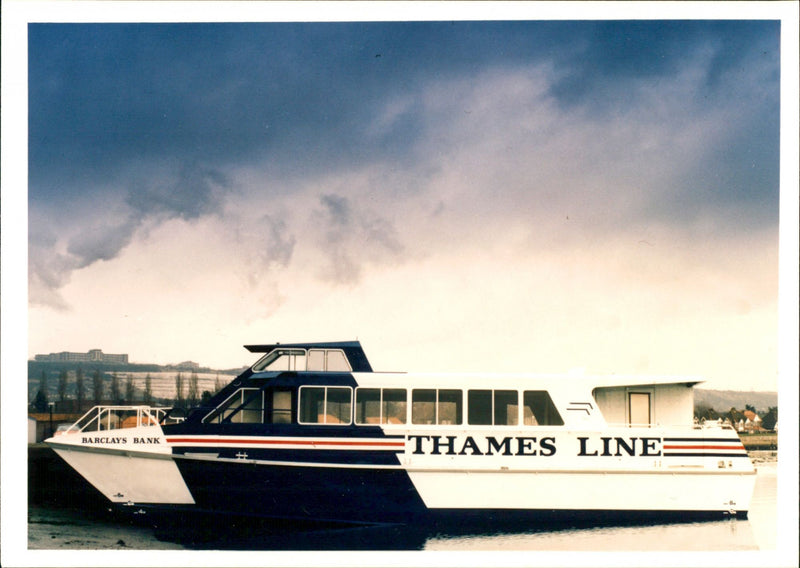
[
  {"left": 252, "top": 349, "right": 307, "bottom": 372},
  {"left": 251, "top": 348, "right": 352, "bottom": 372}
]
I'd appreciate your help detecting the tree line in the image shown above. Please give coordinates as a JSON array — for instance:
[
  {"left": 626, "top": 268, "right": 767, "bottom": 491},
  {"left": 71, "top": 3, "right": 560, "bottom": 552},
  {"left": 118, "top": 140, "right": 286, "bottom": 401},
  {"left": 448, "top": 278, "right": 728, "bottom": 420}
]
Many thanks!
[
  {"left": 694, "top": 403, "right": 778, "bottom": 431},
  {"left": 30, "top": 368, "right": 225, "bottom": 414}
]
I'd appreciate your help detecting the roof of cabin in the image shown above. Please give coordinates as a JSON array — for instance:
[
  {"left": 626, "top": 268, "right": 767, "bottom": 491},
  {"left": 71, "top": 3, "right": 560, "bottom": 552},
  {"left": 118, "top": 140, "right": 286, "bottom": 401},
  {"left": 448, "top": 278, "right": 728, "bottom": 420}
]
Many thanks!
[
  {"left": 244, "top": 340, "right": 363, "bottom": 352},
  {"left": 349, "top": 372, "right": 704, "bottom": 390},
  {"left": 244, "top": 340, "right": 373, "bottom": 372}
]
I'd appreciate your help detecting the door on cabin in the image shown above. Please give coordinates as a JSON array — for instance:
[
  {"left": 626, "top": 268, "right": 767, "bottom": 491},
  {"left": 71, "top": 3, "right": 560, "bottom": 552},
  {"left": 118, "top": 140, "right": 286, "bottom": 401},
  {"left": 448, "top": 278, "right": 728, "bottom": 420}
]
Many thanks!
[{"left": 628, "top": 391, "right": 652, "bottom": 427}]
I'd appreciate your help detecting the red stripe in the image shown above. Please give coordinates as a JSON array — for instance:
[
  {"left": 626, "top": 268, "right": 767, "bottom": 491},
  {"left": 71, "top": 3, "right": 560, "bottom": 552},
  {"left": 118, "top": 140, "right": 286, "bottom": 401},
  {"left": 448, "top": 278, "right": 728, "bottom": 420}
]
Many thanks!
[
  {"left": 166, "top": 437, "right": 404, "bottom": 448},
  {"left": 663, "top": 444, "right": 744, "bottom": 450}
]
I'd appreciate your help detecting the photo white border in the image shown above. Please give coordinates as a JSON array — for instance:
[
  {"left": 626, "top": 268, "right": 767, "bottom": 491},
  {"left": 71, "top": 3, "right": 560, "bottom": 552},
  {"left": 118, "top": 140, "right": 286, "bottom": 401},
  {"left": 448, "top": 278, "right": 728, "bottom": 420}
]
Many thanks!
[{"left": 3, "top": 2, "right": 797, "bottom": 567}]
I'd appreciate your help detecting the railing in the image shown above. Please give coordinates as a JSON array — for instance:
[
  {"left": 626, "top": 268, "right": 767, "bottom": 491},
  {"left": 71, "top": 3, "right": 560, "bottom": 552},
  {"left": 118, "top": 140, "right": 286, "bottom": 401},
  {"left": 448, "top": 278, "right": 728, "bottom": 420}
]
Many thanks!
[
  {"left": 696, "top": 419, "right": 736, "bottom": 430},
  {"left": 56, "top": 405, "right": 183, "bottom": 436},
  {"left": 604, "top": 421, "right": 735, "bottom": 430}
]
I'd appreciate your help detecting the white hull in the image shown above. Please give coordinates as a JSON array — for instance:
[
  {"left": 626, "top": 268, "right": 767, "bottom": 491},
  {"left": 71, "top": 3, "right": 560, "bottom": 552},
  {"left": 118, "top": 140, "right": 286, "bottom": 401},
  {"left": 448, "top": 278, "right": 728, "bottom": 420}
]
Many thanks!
[{"left": 407, "top": 469, "right": 754, "bottom": 513}]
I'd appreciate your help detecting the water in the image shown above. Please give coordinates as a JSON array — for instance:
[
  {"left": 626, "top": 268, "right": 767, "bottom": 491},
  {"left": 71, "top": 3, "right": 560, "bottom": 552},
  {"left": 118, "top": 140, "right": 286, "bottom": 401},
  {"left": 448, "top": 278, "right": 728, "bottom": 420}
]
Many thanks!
[{"left": 27, "top": 462, "right": 777, "bottom": 552}]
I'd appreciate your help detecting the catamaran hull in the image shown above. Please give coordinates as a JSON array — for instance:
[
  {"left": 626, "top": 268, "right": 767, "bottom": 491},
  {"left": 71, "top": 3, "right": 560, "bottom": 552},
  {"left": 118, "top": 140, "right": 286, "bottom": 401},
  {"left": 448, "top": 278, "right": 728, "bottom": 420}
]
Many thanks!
[
  {"left": 47, "top": 443, "right": 755, "bottom": 524},
  {"left": 174, "top": 459, "right": 754, "bottom": 523}
]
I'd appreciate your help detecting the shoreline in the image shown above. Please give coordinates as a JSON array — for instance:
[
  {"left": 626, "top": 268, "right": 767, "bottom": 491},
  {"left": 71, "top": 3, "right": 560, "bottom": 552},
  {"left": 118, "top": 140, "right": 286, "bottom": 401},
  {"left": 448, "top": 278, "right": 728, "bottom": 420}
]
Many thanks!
[{"left": 748, "top": 450, "right": 778, "bottom": 464}]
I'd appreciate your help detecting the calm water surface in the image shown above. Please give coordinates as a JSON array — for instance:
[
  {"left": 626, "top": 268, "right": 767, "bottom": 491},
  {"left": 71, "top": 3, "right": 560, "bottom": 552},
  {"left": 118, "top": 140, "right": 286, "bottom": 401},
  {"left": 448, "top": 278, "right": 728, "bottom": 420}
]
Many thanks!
[{"left": 28, "top": 462, "right": 776, "bottom": 552}]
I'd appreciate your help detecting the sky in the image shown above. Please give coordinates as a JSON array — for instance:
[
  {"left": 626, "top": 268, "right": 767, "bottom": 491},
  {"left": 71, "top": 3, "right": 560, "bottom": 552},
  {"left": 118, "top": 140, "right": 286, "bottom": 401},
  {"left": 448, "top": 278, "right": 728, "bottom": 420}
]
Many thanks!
[{"left": 15, "top": 12, "right": 788, "bottom": 391}]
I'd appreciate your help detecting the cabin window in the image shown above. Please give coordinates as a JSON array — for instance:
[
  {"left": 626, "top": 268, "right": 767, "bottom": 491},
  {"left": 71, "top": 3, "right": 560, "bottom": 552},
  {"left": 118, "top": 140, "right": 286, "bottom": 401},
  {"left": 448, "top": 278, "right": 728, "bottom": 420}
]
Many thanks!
[
  {"left": 299, "top": 386, "right": 353, "bottom": 424},
  {"left": 411, "top": 389, "right": 462, "bottom": 425},
  {"left": 324, "top": 350, "right": 351, "bottom": 371},
  {"left": 438, "top": 390, "right": 462, "bottom": 425},
  {"left": 412, "top": 389, "right": 435, "bottom": 424},
  {"left": 307, "top": 350, "right": 325, "bottom": 371},
  {"left": 356, "top": 388, "right": 381, "bottom": 424},
  {"left": 307, "top": 349, "right": 352, "bottom": 371},
  {"left": 468, "top": 390, "right": 519, "bottom": 426},
  {"left": 383, "top": 388, "right": 408, "bottom": 424},
  {"left": 522, "top": 391, "right": 564, "bottom": 426},
  {"left": 269, "top": 389, "right": 293, "bottom": 424},
  {"left": 203, "top": 388, "right": 264, "bottom": 424},
  {"left": 355, "top": 388, "right": 408, "bottom": 425}
]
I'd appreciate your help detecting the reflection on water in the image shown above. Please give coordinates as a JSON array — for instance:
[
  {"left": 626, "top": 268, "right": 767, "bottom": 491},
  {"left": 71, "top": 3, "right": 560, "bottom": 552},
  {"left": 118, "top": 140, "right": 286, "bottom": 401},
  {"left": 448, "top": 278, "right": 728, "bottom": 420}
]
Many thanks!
[
  {"left": 747, "top": 461, "right": 778, "bottom": 550},
  {"left": 425, "top": 515, "right": 756, "bottom": 551},
  {"left": 29, "top": 463, "right": 776, "bottom": 551}
]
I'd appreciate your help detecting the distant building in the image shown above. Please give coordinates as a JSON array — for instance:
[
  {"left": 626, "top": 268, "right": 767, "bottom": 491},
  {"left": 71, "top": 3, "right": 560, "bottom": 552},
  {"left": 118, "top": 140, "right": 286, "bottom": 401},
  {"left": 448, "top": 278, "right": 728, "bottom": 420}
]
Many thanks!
[
  {"left": 743, "top": 410, "right": 763, "bottom": 432},
  {"left": 34, "top": 349, "right": 129, "bottom": 364}
]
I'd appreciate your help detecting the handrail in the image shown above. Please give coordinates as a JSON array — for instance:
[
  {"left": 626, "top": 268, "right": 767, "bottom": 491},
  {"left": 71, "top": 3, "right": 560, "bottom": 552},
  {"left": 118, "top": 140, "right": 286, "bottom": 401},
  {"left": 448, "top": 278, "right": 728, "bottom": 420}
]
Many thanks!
[
  {"left": 58, "top": 405, "right": 183, "bottom": 435},
  {"left": 603, "top": 421, "right": 736, "bottom": 430}
]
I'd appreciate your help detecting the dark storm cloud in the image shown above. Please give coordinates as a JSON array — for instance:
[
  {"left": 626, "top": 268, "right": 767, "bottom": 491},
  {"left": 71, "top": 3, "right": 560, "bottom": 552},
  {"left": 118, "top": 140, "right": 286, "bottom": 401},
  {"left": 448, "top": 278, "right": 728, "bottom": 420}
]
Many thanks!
[
  {"left": 27, "top": 20, "right": 780, "bottom": 305},
  {"left": 125, "top": 162, "right": 229, "bottom": 219},
  {"left": 66, "top": 218, "right": 138, "bottom": 268},
  {"left": 548, "top": 21, "right": 779, "bottom": 105},
  {"left": 29, "top": 21, "right": 779, "bottom": 197}
]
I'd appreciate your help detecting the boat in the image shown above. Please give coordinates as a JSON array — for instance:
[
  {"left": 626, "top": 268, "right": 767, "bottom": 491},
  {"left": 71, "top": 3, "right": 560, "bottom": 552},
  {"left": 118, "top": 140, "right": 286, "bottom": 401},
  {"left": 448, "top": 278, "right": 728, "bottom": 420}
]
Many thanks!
[{"left": 45, "top": 340, "right": 756, "bottom": 525}]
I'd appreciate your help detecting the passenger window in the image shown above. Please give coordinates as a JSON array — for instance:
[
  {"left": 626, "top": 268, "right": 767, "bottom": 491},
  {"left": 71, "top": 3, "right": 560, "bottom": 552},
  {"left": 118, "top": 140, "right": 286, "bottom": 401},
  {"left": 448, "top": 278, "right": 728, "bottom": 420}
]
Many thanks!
[
  {"left": 523, "top": 391, "right": 564, "bottom": 426},
  {"left": 494, "top": 390, "right": 519, "bottom": 426},
  {"left": 300, "top": 387, "right": 325, "bottom": 423},
  {"left": 468, "top": 390, "right": 492, "bottom": 425},
  {"left": 355, "top": 388, "right": 408, "bottom": 425},
  {"left": 356, "top": 388, "right": 381, "bottom": 424},
  {"left": 299, "top": 386, "right": 352, "bottom": 424},
  {"left": 270, "top": 389, "right": 293, "bottom": 424},
  {"left": 412, "top": 389, "right": 462, "bottom": 425},
  {"left": 412, "top": 389, "right": 436, "bottom": 424},
  {"left": 468, "top": 390, "right": 518, "bottom": 425},
  {"left": 204, "top": 389, "right": 263, "bottom": 424},
  {"left": 326, "top": 388, "right": 352, "bottom": 423},
  {"left": 438, "top": 389, "right": 462, "bottom": 425},
  {"left": 383, "top": 388, "right": 407, "bottom": 424}
]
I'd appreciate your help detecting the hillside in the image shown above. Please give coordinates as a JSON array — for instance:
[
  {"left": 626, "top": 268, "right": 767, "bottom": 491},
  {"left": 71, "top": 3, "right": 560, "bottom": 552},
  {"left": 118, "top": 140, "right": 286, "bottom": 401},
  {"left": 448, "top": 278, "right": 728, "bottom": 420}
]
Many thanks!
[{"left": 694, "top": 389, "right": 777, "bottom": 414}]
